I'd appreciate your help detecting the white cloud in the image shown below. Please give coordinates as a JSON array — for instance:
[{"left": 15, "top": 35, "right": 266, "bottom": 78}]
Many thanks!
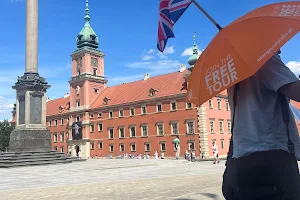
[
  {"left": 126, "top": 59, "right": 181, "bottom": 75},
  {"left": 181, "top": 46, "right": 203, "bottom": 57},
  {"left": 141, "top": 55, "right": 154, "bottom": 61},
  {"left": 159, "top": 54, "right": 168, "bottom": 60},
  {"left": 157, "top": 46, "right": 175, "bottom": 57},
  {"left": 286, "top": 61, "right": 300, "bottom": 75},
  {"left": 147, "top": 49, "right": 155, "bottom": 54}
]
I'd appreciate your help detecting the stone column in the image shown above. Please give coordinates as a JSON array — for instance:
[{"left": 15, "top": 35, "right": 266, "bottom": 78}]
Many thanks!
[
  {"left": 9, "top": 0, "right": 51, "bottom": 152},
  {"left": 25, "top": 0, "right": 38, "bottom": 73},
  {"left": 197, "top": 105, "right": 209, "bottom": 158}
]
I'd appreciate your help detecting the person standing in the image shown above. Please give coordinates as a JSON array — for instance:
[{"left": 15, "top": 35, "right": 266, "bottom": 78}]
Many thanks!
[
  {"left": 212, "top": 141, "right": 219, "bottom": 164},
  {"left": 173, "top": 136, "right": 180, "bottom": 159},
  {"left": 223, "top": 52, "right": 300, "bottom": 199}
]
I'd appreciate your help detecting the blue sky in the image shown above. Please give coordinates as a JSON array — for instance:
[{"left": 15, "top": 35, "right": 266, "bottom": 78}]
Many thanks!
[{"left": 0, "top": 0, "right": 299, "bottom": 120}]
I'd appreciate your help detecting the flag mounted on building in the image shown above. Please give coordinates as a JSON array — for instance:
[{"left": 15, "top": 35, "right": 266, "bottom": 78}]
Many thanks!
[{"left": 157, "top": 0, "right": 191, "bottom": 52}]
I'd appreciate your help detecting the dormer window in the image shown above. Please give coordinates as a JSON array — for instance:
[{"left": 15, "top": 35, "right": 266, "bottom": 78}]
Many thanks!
[
  {"left": 59, "top": 105, "right": 63, "bottom": 113},
  {"left": 103, "top": 97, "right": 111, "bottom": 105},
  {"left": 149, "top": 88, "right": 158, "bottom": 97},
  {"left": 77, "top": 34, "right": 83, "bottom": 41},
  {"left": 90, "top": 35, "right": 96, "bottom": 41}
]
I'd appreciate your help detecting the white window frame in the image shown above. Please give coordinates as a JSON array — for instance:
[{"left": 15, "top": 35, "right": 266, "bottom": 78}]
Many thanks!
[
  {"left": 145, "top": 143, "right": 151, "bottom": 152},
  {"left": 130, "top": 143, "right": 136, "bottom": 152},
  {"left": 221, "top": 139, "right": 225, "bottom": 149},
  {"left": 208, "top": 99, "right": 213, "bottom": 109},
  {"left": 54, "top": 133, "right": 58, "bottom": 142},
  {"left": 109, "top": 144, "right": 114, "bottom": 152},
  {"left": 60, "top": 132, "right": 64, "bottom": 142},
  {"left": 98, "top": 112, "right": 102, "bottom": 118},
  {"left": 109, "top": 110, "right": 113, "bottom": 119},
  {"left": 186, "top": 102, "right": 192, "bottom": 109},
  {"left": 160, "top": 142, "right": 166, "bottom": 151},
  {"left": 108, "top": 128, "right": 114, "bottom": 139},
  {"left": 141, "top": 104, "right": 147, "bottom": 115},
  {"left": 61, "top": 118, "right": 64, "bottom": 125},
  {"left": 119, "top": 109, "right": 124, "bottom": 117},
  {"left": 171, "top": 121, "right": 179, "bottom": 135},
  {"left": 98, "top": 142, "right": 103, "bottom": 149},
  {"left": 210, "top": 119, "right": 215, "bottom": 133},
  {"left": 141, "top": 124, "right": 148, "bottom": 137},
  {"left": 186, "top": 120, "right": 194, "bottom": 134},
  {"left": 89, "top": 113, "right": 94, "bottom": 119},
  {"left": 119, "top": 144, "right": 125, "bottom": 152},
  {"left": 217, "top": 99, "right": 222, "bottom": 110},
  {"left": 170, "top": 101, "right": 177, "bottom": 111},
  {"left": 49, "top": 121, "right": 52, "bottom": 126},
  {"left": 60, "top": 146, "right": 64, "bottom": 153},
  {"left": 188, "top": 140, "right": 195, "bottom": 150},
  {"left": 76, "top": 100, "right": 80, "bottom": 107},
  {"left": 157, "top": 123, "right": 164, "bottom": 136},
  {"left": 130, "top": 107, "right": 135, "bottom": 116},
  {"left": 119, "top": 126, "right": 125, "bottom": 138},
  {"left": 76, "top": 116, "right": 80, "bottom": 122},
  {"left": 130, "top": 125, "right": 136, "bottom": 137},
  {"left": 90, "top": 142, "right": 95, "bottom": 150},
  {"left": 90, "top": 124, "right": 95, "bottom": 132},
  {"left": 219, "top": 120, "right": 224, "bottom": 134},
  {"left": 226, "top": 101, "right": 230, "bottom": 111},
  {"left": 55, "top": 119, "right": 58, "bottom": 126},
  {"left": 156, "top": 103, "right": 162, "bottom": 112},
  {"left": 227, "top": 121, "right": 232, "bottom": 133},
  {"left": 98, "top": 122, "right": 103, "bottom": 131}
]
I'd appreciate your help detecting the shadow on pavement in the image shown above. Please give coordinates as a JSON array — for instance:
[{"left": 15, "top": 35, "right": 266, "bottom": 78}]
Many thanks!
[{"left": 199, "top": 193, "right": 220, "bottom": 199}]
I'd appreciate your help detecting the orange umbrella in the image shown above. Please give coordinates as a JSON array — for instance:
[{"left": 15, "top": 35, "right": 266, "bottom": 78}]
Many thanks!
[{"left": 186, "top": 1, "right": 300, "bottom": 106}]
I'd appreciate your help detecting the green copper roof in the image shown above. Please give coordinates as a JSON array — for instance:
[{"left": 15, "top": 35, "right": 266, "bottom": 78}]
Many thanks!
[
  {"left": 76, "top": 0, "right": 98, "bottom": 49},
  {"left": 188, "top": 33, "right": 200, "bottom": 68}
]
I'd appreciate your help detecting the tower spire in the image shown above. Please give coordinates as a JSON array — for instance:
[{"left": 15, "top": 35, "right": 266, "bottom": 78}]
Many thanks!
[
  {"left": 192, "top": 32, "right": 198, "bottom": 55},
  {"left": 188, "top": 32, "right": 200, "bottom": 71},
  {"left": 84, "top": 0, "right": 90, "bottom": 22}
]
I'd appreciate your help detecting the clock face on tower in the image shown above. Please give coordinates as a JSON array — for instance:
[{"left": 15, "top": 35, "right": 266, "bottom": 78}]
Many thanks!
[{"left": 91, "top": 57, "right": 98, "bottom": 68}]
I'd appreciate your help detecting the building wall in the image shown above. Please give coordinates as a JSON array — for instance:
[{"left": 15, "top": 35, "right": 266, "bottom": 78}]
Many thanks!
[
  {"left": 48, "top": 115, "right": 69, "bottom": 154},
  {"left": 46, "top": 97, "right": 200, "bottom": 158},
  {"left": 205, "top": 96, "right": 231, "bottom": 157},
  {"left": 88, "top": 98, "right": 199, "bottom": 158}
]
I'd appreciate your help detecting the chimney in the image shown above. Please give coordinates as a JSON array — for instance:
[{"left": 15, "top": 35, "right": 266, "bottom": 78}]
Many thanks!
[
  {"left": 46, "top": 97, "right": 50, "bottom": 102},
  {"left": 64, "top": 93, "right": 70, "bottom": 98},
  {"left": 179, "top": 64, "right": 186, "bottom": 72},
  {"left": 143, "top": 73, "right": 150, "bottom": 80}
]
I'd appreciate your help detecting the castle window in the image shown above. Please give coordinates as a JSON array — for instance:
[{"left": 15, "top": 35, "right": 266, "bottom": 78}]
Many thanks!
[
  {"left": 93, "top": 68, "right": 97, "bottom": 75},
  {"left": 94, "top": 88, "right": 99, "bottom": 93}
]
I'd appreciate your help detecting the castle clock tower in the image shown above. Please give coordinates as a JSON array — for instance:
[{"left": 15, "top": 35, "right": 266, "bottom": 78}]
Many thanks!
[{"left": 68, "top": 0, "right": 107, "bottom": 159}]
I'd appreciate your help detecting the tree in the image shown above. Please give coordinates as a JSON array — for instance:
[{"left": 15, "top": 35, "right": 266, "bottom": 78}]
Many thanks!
[{"left": 0, "top": 120, "right": 14, "bottom": 152}]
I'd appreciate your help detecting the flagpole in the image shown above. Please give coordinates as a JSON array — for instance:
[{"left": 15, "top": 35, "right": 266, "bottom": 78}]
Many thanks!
[{"left": 191, "top": 0, "right": 222, "bottom": 30}]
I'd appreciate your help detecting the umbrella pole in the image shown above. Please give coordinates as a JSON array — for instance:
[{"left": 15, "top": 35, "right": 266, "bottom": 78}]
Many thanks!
[{"left": 191, "top": 0, "right": 222, "bottom": 30}]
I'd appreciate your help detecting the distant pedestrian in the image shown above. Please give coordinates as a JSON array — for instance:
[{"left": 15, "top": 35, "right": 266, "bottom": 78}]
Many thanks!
[
  {"left": 211, "top": 141, "right": 219, "bottom": 164},
  {"left": 172, "top": 136, "right": 180, "bottom": 159}
]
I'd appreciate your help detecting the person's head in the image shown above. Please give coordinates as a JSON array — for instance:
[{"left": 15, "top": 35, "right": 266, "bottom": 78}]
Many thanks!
[{"left": 176, "top": 136, "right": 179, "bottom": 139}]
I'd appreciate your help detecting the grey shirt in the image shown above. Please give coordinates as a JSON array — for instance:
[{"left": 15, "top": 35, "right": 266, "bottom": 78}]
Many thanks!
[{"left": 228, "top": 53, "right": 300, "bottom": 159}]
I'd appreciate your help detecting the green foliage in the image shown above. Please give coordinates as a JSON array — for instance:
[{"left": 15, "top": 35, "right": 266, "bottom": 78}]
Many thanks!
[{"left": 0, "top": 120, "right": 14, "bottom": 152}]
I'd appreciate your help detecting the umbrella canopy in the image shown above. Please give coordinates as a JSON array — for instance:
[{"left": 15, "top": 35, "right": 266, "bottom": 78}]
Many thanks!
[{"left": 186, "top": 2, "right": 300, "bottom": 106}]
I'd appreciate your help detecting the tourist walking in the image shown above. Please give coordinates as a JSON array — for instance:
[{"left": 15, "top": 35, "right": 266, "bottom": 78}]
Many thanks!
[{"left": 173, "top": 136, "right": 180, "bottom": 159}]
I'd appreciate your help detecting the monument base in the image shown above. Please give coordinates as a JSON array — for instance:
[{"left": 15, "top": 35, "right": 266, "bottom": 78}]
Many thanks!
[{"left": 9, "top": 129, "right": 52, "bottom": 152}]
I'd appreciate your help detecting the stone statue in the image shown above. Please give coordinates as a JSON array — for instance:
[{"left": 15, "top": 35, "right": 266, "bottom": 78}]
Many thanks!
[{"left": 76, "top": 85, "right": 80, "bottom": 95}]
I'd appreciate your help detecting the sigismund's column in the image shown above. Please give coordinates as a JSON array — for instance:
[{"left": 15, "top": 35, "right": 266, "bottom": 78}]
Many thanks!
[{"left": 9, "top": 0, "right": 51, "bottom": 152}]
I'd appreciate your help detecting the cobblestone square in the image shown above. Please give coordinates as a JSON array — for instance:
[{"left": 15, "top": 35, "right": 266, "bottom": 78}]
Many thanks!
[{"left": 0, "top": 159, "right": 226, "bottom": 200}]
